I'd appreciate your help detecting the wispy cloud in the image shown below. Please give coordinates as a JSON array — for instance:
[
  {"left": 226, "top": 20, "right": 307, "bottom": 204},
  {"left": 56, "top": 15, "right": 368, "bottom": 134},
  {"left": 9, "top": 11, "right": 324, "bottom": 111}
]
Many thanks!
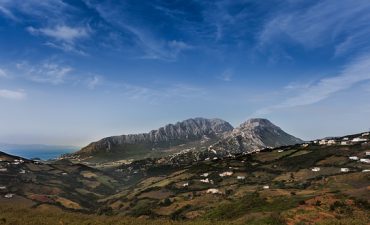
[
  {"left": 82, "top": 0, "right": 193, "bottom": 61},
  {"left": 86, "top": 75, "right": 101, "bottom": 90},
  {"left": 115, "top": 82, "right": 206, "bottom": 103},
  {"left": 0, "top": 0, "right": 69, "bottom": 22},
  {"left": 258, "top": 0, "right": 370, "bottom": 57},
  {"left": 0, "top": 89, "right": 26, "bottom": 100},
  {"left": 0, "top": 68, "right": 8, "bottom": 78},
  {"left": 27, "top": 25, "right": 90, "bottom": 43},
  {"left": 219, "top": 68, "right": 233, "bottom": 82},
  {"left": 27, "top": 25, "right": 90, "bottom": 55},
  {"left": 256, "top": 54, "right": 370, "bottom": 114},
  {"left": 0, "top": 1, "right": 89, "bottom": 54},
  {"left": 0, "top": 5, "right": 17, "bottom": 21},
  {"left": 16, "top": 61, "right": 73, "bottom": 85}
]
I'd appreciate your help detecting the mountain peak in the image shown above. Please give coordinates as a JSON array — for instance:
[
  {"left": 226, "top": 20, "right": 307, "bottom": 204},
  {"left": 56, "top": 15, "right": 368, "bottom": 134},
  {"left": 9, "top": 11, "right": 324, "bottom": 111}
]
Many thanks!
[{"left": 240, "top": 118, "right": 276, "bottom": 128}]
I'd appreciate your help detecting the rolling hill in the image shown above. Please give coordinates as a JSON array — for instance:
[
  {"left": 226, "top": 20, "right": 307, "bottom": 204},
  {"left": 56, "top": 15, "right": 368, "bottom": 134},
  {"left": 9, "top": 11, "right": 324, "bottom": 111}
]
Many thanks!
[{"left": 0, "top": 131, "right": 369, "bottom": 224}]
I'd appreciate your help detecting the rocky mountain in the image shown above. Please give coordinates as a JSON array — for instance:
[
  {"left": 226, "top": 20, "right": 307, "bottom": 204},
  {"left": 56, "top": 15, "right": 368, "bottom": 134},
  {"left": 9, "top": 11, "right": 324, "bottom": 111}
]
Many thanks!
[
  {"left": 209, "top": 118, "right": 303, "bottom": 156},
  {"left": 73, "top": 118, "right": 233, "bottom": 161},
  {"left": 155, "top": 118, "right": 303, "bottom": 165}
]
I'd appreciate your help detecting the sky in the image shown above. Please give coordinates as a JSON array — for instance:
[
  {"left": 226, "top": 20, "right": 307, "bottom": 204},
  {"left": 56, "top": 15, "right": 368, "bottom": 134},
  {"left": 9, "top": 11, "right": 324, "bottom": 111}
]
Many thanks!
[{"left": 1, "top": 0, "right": 370, "bottom": 146}]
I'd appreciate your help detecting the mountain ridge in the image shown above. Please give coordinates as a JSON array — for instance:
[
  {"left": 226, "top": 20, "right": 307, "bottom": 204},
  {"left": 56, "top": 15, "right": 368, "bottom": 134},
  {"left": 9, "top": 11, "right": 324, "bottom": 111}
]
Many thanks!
[
  {"left": 74, "top": 117, "right": 233, "bottom": 158},
  {"left": 71, "top": 117, "right": 302, "bottom": 162}
]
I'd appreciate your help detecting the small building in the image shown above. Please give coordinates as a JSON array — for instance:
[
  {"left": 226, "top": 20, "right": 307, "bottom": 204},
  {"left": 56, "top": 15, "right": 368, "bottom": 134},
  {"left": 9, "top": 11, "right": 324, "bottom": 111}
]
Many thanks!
[
  {"left": 340, "top": 168, "right": 349, "bottom": 172},
  {"left": 0, "top": 168, "right": 7, "bottom": 172},
  {"left": 365, "top": 152, "right": 370, "bottom": 156},
  {"left": 319, "top": 140, "right": 327, "bottom": 145},
  {"left": 212, "top": 157, "right": 218, "bottom": 160},
  {"left": 359, "top": 158, "right": 370, "bottom": 164},
  {"left": 19, "top": 169, "right": 26, "bottom": 174},
  {"left": 311, "top": 167, "right": 320, "bottom": 172},
  {"left": 362, "top": 169, "right": 370, "bottom": 172},
  {"left": 201, "top": 173, "right": 209, "bottom": 177},
  {"left": 277, "top": 150, "right": 284, "bottom": 153},
  {"left": 352, "top": 137, "right": 367, "bottom": 142},
  {"left": 200, "top": 178, "right": 210, "bottom": 183},
  {"left": 62, "top": 172, "right": 68, "bottom": 175},
  {"left": 182, "top": 182, "right": 189, "bottom": 187},
  {"left": 342, "top": 137, "right": 349, "bottom": 141},
  {"left": 0, "top": 186, "right": 6, "bottom": 190},
  {"left": 4, "top": 193, "right": 14, "bottom": 198},
  {"left": 263, "top": 185, "right": 270, "bottom": 189},
  {"left": 302, "top": 143, "right": 309, "bottom": 147},
  {"left": 327, "top": 140, "right": 336, "bottom": 145},
  {"left": 341, "top": 141, "right": 349, "bottom": 145},
  {"left": 349, "top": 156, "right": 359, "bottom": 160},
  {"left": 206, "top": 188, "right": 221, "bottom": 194},
  {"left": 219, "top": 171, "right": 233, "bottom": 177},
  {"left": 362, "top": 132, "right": 369, "bottom": 136},
  {"left": 237, "top": 176, "right": 245, "bottom": 180}
]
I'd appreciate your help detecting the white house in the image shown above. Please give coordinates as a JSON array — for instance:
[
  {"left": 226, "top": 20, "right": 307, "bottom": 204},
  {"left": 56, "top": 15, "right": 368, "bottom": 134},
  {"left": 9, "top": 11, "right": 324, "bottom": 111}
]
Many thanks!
[
  {"left": 319, "top": 140, "right": 327, "bottom": 145},
  {"left": 327, "top": 140, "right": 336, "bottom": 145},
  {"left": 359, "top": 158, "right": 370, "bottom": 164},
  {"left": 342, "top": 137, "right": 349, "bottom": 141},
  {"left": 362, "top": 169, "right": 370, "bottom": 172},
  {"left": 349, "top": 156, "right": 359, "bottom": 160},
  {"left": 341, "top": 141, "right": 349, "bottom": 145},
  {"left": 0, "top": 168, "right": 7, "bottom": 172},
  {"left": 206, "top": 188, "right": 221, "bottom": 194},
  {"left": 62, "top": 172, "right": 68, "bottom": 175},
  {"left": 237, "top": 176, "right": 245, "bottom": 180},
  {"left": 302, "top": 143, "right": 309, "bottom": 147},
  {"left": 263, "top": 185, "right": 270, "bottom": 189},
  {"left": 200, "top": 178, "right": 210, "bottom": 183},
  {"left": 352, "top": 138, "right": 367, "bottom": 142},
  {"left": 340, "top": 168, "right": 349, "bottom": 172},
  {"left": 0, "top": 186, "right": 6, "bottom": 190},
  {"left": 219, "top": 171, "right": 233, "bottom": 177},
  {"left": 277, "top": 150, "right": 284, "bottom": 153},
  {"left": 19, "top": 169, "right": 26, "bottom": 174},
  {"left": 4, "top": 193, "right": 14, "bottom": 198},
  {"left": 362, "top": 132, "right": 370, "bottom": 136},
  {"left": 311, "top": 167, "right": 321, "bottom": 172},
  {"left": 365, "top": 152, "right": 370, "bottom": 156},
  {"left": 182, "top": 182, "right": 189, "bottom": 187},
  {"left": 201, "top": 173, "right": 209, "bottom": 177}
]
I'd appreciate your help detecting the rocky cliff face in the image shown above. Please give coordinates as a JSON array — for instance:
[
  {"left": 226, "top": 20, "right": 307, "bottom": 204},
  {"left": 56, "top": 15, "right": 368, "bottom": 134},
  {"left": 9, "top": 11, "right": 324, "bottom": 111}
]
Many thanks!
[
  {"left": 209, "top": 118, "right": 303, "bottom": 156},
  {"left": 75, "top": 118, "right": 233, "bottom": 156}
]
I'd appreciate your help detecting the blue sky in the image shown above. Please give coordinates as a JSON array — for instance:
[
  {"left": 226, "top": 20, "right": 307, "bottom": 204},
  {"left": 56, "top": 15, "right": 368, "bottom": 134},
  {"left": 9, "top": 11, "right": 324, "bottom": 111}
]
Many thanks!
[{"left": 1, "top": 0, "right": 370, "bottom": 146}]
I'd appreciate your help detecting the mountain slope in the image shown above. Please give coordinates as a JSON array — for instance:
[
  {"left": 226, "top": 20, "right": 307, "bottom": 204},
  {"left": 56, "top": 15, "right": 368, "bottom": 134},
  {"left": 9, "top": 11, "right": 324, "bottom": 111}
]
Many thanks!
[
  {"left": 209, "top": 118, "right": 303, "bottom": 156},
  {"left": 73, "top": 118, "right": 233, "bottom": 161}
]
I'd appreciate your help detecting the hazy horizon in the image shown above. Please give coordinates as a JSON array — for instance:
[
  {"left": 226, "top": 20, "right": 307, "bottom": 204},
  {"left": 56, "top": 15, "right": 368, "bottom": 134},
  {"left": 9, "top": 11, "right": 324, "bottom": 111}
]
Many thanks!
[{"left": 1, "top": 0, "right": 370, "bottom": 146}]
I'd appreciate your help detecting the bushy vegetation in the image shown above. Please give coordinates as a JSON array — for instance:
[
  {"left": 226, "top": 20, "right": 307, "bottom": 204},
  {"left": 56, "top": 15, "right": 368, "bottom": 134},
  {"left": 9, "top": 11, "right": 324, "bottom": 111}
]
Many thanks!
[{"left": 205, "top": 192, "right": 304, "bottom": 220}]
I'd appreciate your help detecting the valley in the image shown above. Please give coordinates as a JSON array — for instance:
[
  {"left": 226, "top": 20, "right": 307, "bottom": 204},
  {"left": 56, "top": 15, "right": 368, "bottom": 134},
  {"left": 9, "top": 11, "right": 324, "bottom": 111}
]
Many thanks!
[{"left": 0, "top": 119, "right": 369, "bottom": 224}]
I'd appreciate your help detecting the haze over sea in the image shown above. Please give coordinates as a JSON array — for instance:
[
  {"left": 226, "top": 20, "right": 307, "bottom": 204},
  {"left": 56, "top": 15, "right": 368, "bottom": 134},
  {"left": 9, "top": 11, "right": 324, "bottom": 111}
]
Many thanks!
[{"left": 0, "top": 144, "right": 78, "bottom": 160}]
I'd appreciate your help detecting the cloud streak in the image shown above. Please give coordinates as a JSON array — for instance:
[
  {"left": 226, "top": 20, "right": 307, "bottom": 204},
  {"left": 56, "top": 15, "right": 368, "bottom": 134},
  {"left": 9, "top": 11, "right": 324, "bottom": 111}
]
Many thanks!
[
  {"left": 27, "top": 25, "right": 90, "bottom": 43},
  {"left": 16, "top": 61, "right": 73, "bottom": 85},
  {"left": 0, "top": 68, "right": 8, "bottom": 78},
  {"left": 257, "top": 54, "right": 370, "bottom": 114},
  {"left": 259, "top": 0, "right": 370, "bottom": 56},
  {"left": 0, "top": 89, "right": 26, "bottom": 100}
]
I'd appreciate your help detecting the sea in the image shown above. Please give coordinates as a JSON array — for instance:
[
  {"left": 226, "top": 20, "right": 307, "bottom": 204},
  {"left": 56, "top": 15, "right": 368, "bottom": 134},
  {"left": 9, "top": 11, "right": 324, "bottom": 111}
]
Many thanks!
[
  {"left": 0, "top": 145, "right": 79, "bottom": 160},
  {"left": 3, "top": 149, "right": 75, "bottom": 160}
]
